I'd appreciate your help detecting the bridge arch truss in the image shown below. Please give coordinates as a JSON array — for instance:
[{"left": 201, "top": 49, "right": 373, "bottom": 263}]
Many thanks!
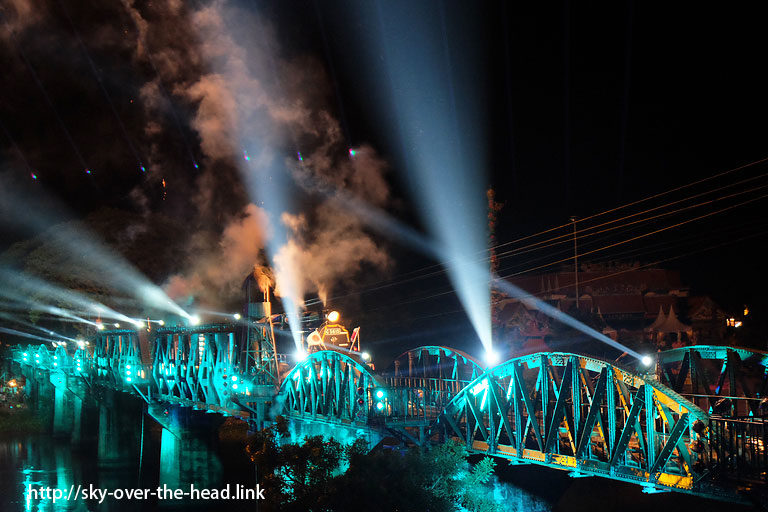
[
  {"left": 436, "top": 352, "right": 712, "bottom": 494},
  {"left": 277, "top": 350, "right": 387, "bottom": 426},
  {"left": 655, "top": 345, "right": 768, "bottom": 417}
]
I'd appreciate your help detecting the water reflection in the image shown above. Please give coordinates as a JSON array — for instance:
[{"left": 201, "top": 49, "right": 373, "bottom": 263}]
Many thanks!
[
  {"left": 0, "top": 430, "right": 254, "bottom": 512},
  {"left": 2, "top": 436, "right": 97, "bottom": 511}
]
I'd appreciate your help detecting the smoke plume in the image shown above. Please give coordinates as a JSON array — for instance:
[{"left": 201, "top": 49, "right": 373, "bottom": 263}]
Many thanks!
[{"left": 1, "top": 0, "right": 393, "bottom": 312}]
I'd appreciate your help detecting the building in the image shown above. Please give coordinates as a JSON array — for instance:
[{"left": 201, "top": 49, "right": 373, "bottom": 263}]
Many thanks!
[{"left": 494, "top": 262, "right": 727, "bottom": 354}]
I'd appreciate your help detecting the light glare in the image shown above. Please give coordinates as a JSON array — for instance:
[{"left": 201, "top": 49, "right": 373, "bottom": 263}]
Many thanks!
[{"left": 484, "top": 349, "right": 500, "bottom": 366}]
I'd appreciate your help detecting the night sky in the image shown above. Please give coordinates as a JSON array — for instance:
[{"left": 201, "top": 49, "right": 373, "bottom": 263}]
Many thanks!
[{"left": 1, "top": 1, "right": 767, "bottom": 358}]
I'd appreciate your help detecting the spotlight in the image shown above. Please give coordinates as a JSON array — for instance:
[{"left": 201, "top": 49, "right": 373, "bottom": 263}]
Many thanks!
[
  {"left": 189, "top": 315, "right": 201, "bottom": 326},
  {"left": 294, "top": 350, "right": 308, "bottom": 362},
  {"left": 158, "top": 320, "right": 165, "bottom": 326},
  {"left": 114, "top": 323, "right": 120, "bottom": 328},
  {"left": 361, "top": 351, "right": 371, "bottom": 361},
  {"left": 641, "top": 355, "right": 653, "bottom": 367},
  {"left": 130, "top": 319, "right": 143, "bottom": 328},
  {"left": 77, "top": 340, "right": 85, "bottom": 350},
  {"left": 484, "top": 349, "right": 500, "bottom": 366},
  {"left": 96, "top": 323, "right": 104, "bottom": 331},
  {"left": 233, "top": 313, "right": 241, "bottom": 320},
  {"left": 327, "top": 310, "right": 340, "bottom": 323}
]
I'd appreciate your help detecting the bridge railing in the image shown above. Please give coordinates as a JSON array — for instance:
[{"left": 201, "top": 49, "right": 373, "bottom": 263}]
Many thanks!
[
  {"left": 385, "top": 377, "right": 471, "bottom": 421},
  {"left": 678, "top": 393, "right": 766, "bottom": 419},
  {"left": 377, "top": 387, "right": 428, "bottom": 426},
  {"left": 709, "top": 416, "right": 768, "bottom": 483}
]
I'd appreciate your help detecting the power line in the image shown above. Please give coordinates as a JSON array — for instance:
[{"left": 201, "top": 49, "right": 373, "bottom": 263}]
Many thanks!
[
  {"left": 314, "top": 159, "right": 768, "bottom": 307},
  {"left": 497, "top": 193, "right": 768, "bottom": 279}
]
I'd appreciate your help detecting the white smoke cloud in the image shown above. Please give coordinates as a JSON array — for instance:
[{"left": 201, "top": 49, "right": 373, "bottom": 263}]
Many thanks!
[
  {"left": 164, "top": 203, "right": 269, "bottom": 306},
  {"left": 0, "top": 0, "right": 46, "bottom": 40},
  {"left": 119, "top": 0, "right": 393, "bottom": 309}
]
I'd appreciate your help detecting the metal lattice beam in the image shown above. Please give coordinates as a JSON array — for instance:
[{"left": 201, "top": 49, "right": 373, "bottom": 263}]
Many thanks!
[{"left": 436, "top": 352, "right": 710, "bottom": 494}]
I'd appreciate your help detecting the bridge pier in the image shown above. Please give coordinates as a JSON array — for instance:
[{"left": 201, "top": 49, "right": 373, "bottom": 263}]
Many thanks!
[
  {"left": 97, "top": 399, "right": 122, "bottom": 466},
  {"left": 71, "top": 395, "right": 84, "bottom": 444},
  {"left": 147, "top": 403, "right": 224, "bottom": 490},
  {"left": 52, "top": 385, "right": 74, "bottom": 437},
  {"left": 50, "top": 371, "right": 77, "bottom": 438},
  {"left": 95, "top": 390, "right": 142, "bottom": 469}
]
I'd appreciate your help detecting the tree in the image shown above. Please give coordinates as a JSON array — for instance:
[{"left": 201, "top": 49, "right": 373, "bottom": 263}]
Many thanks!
[{"left": 247, "top": 418, "right": 500, "bottom": 512}]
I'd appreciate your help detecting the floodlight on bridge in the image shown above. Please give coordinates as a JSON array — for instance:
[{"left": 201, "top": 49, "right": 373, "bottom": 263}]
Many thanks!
[
  {"left": 96, "top": 322, "right": 104, "bottom": 331},
  {"left": 361, "top": 351, "right": 371, "bottom": 361},
  {"left": 641, "top": 355, "right": 653, "bottom": 367},
  {"left": 327, "top": 310, "right": 340, "bottom": 323},
  {"left": 189, "top": 315, "right": 201, "bottom": 326},
  {"left": 233, "top": 313, "right": 241, "bottom": 320},
  {"left": 484, "top": 349, "right": 500, "bottom": 366},
  {"left": 294, "top": 350, "right": 307, "bottom": 362}
]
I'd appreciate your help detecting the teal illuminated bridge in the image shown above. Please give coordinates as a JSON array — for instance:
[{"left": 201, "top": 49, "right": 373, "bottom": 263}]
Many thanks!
[{"left": 6, "top": 325, "right": 768, "bottom": 503}]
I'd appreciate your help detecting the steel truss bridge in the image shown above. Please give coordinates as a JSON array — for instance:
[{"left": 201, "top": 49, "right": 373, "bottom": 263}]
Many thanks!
[{"left": 5, "top": 329, "right": 768, "bottom": 503}]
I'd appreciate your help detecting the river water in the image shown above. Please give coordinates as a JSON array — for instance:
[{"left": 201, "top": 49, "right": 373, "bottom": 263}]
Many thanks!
[
  {"left": 0, "top": 410, "right": 754, "bottom": 512},
  {"left": 0, "top": 425, "right": 257, "bottom": 512}
]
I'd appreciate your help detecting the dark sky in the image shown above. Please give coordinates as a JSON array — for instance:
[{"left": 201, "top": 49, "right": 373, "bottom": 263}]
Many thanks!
[{"left": 1, "top": 0, "right": 767, "bottom": 355}]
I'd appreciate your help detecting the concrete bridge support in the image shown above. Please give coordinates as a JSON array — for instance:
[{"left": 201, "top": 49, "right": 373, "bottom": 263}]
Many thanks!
[
  {"left": 71, "top": 395, "right": 84, "bottom": 444},
  {"left": 148, "top": 403, "right": 224, "bottom": 490},
  {"left": 52, "top": 385, "right": 74, "bottom": 437},
  {"left": 97, "top": 394, "right": 124, "bottom": 468}
]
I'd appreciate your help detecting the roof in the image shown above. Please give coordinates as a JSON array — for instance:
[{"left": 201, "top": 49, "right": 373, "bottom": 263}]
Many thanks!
[
  {"left": 641, "top": 295, "right": 680, "bottom": 318},
  {"left": 592, "top": 295, "right": 646, "bottom": 315},
  {"left": 651, "top": 306, "right": 692, "bottom": 333},
  {"left": 645, "top": 306, "right": 667, "bottom": 331},
  {"left": 506, "top": 268, "right": 685, "bottom": 297}
]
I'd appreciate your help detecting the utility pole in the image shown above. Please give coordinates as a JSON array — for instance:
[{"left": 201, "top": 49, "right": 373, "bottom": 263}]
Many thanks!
[{"left": 570, "top": 216, "right": 579, "bottom": 309}]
